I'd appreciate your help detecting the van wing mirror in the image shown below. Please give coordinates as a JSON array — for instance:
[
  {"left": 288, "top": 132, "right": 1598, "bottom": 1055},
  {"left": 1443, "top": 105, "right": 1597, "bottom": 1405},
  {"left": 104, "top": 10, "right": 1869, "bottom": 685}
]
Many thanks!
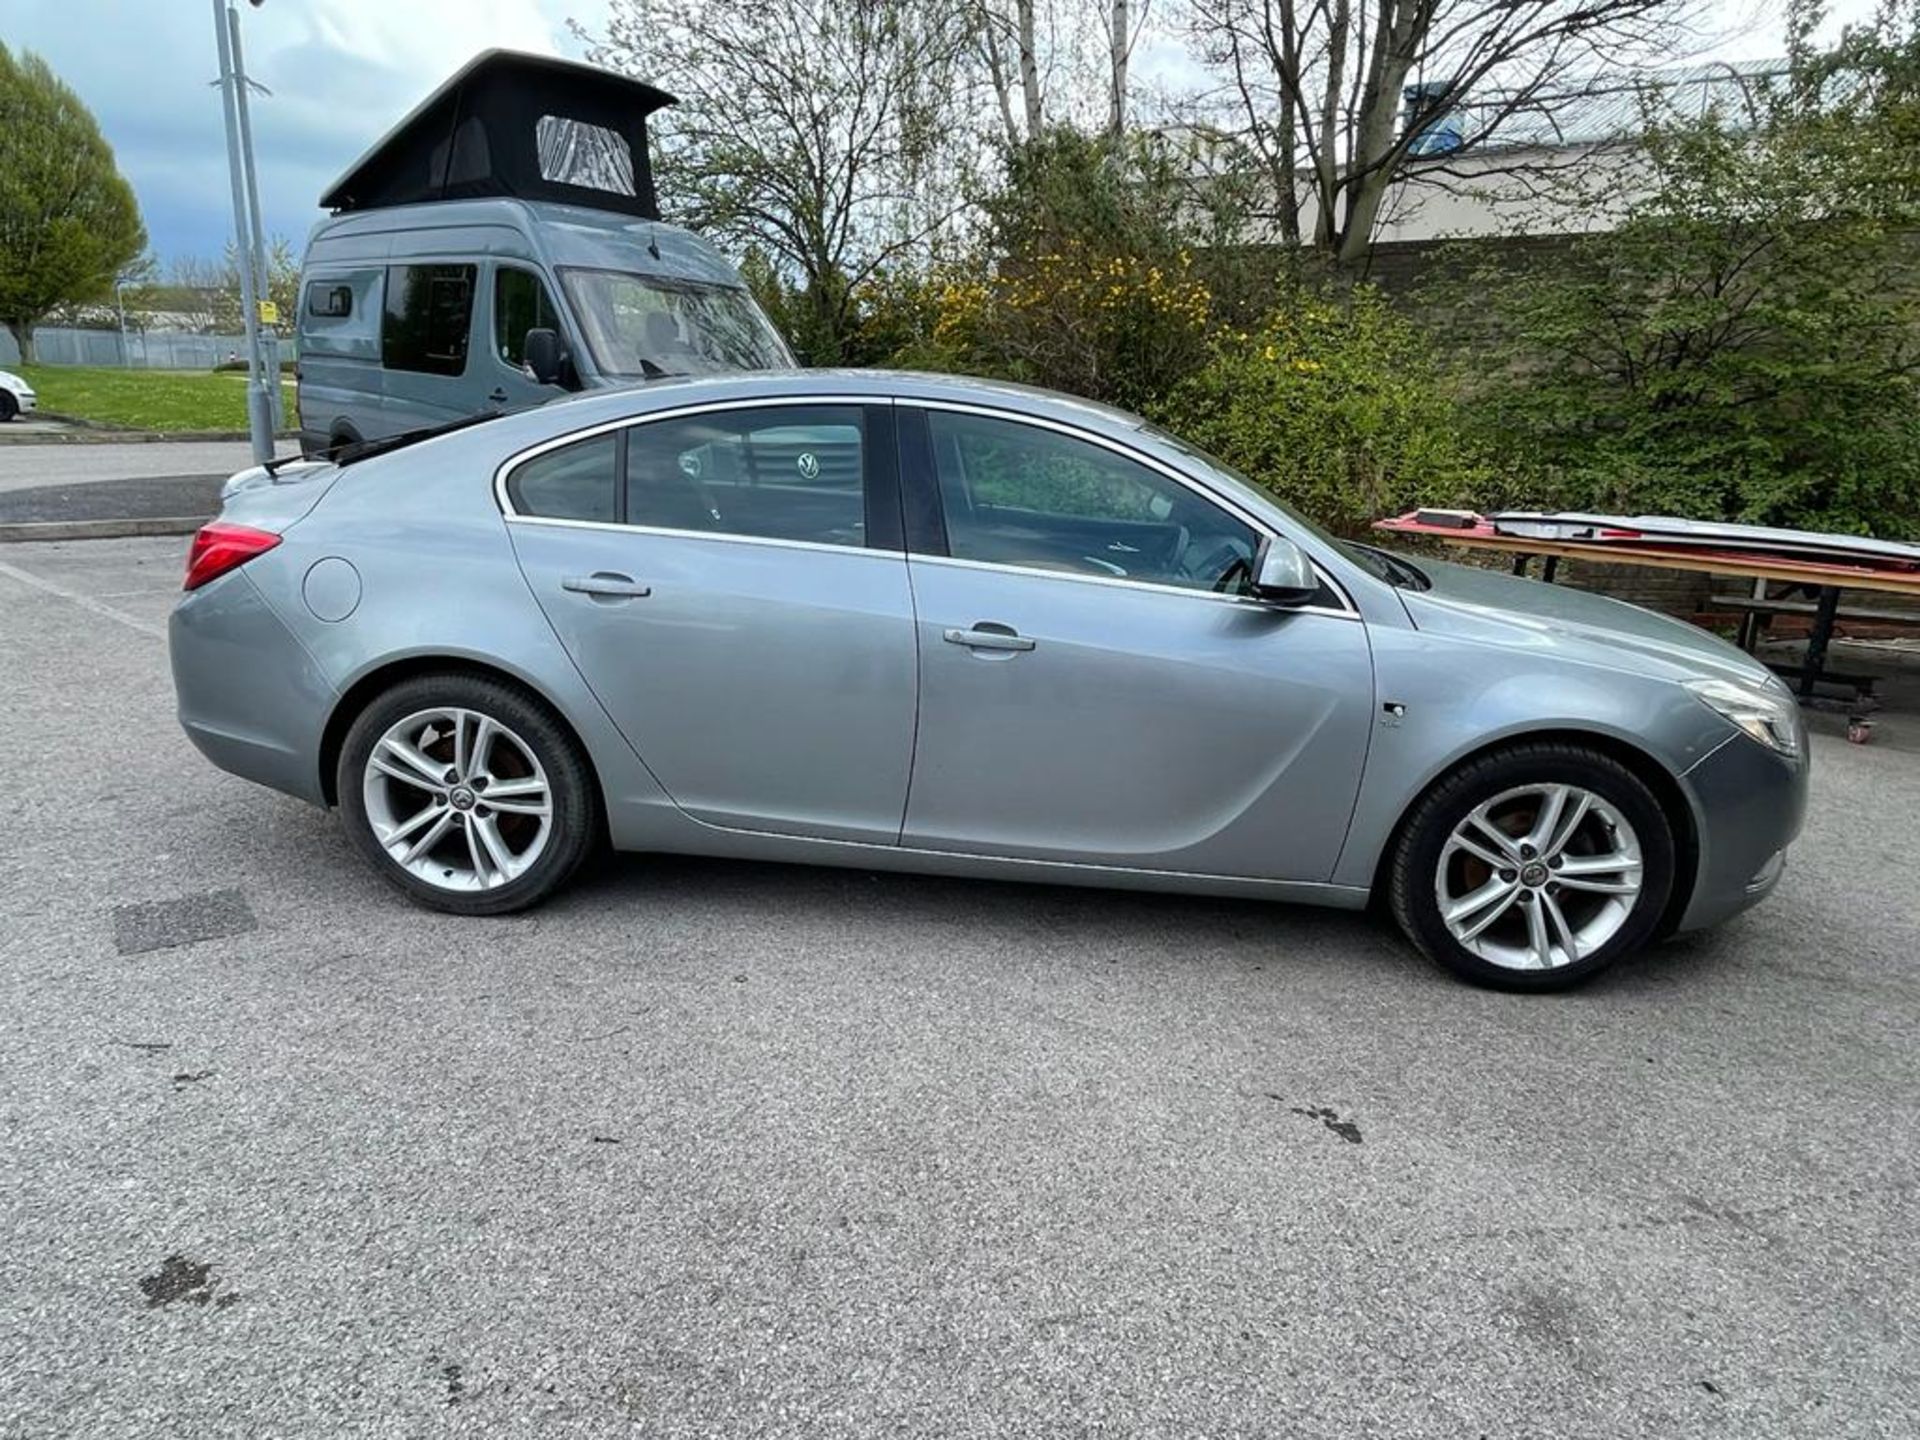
[
  {"left": 524, "top": 328, "right": 565, "bottom": 387},
  {"left": 1250, "top": 535, "right": 1320, "bottom": 606}
]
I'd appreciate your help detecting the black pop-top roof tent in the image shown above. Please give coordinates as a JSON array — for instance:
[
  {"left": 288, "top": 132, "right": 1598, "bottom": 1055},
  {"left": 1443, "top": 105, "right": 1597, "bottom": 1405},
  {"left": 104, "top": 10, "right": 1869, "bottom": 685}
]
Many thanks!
[{"left": 319, "top": 50, "right": 675, "bottom": 219}]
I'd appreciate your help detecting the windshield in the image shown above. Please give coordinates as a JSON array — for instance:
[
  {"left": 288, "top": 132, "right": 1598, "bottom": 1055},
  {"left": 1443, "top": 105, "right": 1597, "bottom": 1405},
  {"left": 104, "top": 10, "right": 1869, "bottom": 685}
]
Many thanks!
[
  {"left": 1137, "top": 422, "right": 1429, "bottom": 590},
  {"left": 559, "top": 268, "right": 793, "bottom": 378}
]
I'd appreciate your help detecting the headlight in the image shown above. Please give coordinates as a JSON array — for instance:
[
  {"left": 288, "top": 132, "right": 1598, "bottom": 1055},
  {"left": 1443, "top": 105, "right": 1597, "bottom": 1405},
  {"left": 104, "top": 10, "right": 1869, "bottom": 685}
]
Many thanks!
[{"left": 1685, "top": 677, "right": 1803, "bottom": 757}]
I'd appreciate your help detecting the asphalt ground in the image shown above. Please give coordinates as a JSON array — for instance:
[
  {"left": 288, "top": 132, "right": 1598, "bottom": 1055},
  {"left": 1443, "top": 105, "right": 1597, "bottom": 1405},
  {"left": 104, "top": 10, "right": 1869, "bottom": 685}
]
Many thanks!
[
  {"left": 1, "top": 537, "right": 1916, "bottom": 1439},
  {"left": 0, "top": 441, "right": 258, "bottom": 494},
  {"left": 0, "top": 474, "right": 224, "bottom": 525}
]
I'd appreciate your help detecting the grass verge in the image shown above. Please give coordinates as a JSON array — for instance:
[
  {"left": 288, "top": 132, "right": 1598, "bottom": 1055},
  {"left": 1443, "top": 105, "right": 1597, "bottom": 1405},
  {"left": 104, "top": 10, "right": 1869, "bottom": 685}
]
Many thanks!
[{"left": 14, "top": 365, "right": 296, "bottom": 434}]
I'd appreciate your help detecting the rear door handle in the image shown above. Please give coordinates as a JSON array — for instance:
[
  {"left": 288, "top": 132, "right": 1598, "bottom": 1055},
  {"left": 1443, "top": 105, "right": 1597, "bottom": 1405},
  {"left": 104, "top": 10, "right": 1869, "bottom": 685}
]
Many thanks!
[
  {"left": 943, "top": 625, "right": 1035, "bottom": 652},
  {"left": 563, "top": 572, "right": 652, "bottom": 599}
]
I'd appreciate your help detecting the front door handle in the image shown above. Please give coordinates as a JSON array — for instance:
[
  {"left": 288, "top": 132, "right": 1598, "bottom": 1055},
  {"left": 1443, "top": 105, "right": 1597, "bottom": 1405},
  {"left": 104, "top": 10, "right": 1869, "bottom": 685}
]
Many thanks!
[
  {"left": 563, "top": 572, "right": 652, "bottom": 600},
  {"left": 943, "top": 624, "right": 1035, "bottom": 653}
]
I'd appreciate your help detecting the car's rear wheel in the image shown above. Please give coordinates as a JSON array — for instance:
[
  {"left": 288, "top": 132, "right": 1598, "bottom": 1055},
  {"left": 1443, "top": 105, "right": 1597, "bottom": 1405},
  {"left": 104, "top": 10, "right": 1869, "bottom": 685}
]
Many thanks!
[
  {"left": 337, "top": 673, "right": 598, "bottom": 915},
  {"left": 1389, "top": 741, "right": 1675, "bottom": 991}
]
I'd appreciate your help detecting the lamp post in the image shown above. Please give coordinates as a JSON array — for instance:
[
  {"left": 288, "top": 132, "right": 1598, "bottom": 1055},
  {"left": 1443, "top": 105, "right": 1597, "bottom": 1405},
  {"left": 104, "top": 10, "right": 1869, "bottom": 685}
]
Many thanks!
[{"left": 211, "top": 0, "right": 276, "bottom": 463}]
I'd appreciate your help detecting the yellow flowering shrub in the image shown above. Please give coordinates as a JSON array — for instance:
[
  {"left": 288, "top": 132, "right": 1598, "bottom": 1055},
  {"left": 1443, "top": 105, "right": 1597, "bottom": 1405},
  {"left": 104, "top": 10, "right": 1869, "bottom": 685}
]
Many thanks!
[{"left": 1157, "top": 286, "right": 1498, "bottom": 534}]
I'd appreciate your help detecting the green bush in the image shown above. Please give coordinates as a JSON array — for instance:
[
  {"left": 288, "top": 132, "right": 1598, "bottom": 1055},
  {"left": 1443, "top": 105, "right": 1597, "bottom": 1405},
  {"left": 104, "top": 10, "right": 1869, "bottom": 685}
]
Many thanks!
[
  {"left": 858, "top": 128, "right": 1273, "bottom": 409},
  {"left": 1454, "top": 10, "right": 1920, "bottom": 538},
  {"left": 1157, "top": 286, "right": 1495, "bottom": 535}
]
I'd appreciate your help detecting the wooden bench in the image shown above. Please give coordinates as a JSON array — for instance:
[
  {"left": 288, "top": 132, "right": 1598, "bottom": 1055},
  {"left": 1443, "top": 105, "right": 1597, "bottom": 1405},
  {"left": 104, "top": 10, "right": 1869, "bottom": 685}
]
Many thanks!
[{"left": 1704, "top": 595, "right": 1920, "bottom": 626}]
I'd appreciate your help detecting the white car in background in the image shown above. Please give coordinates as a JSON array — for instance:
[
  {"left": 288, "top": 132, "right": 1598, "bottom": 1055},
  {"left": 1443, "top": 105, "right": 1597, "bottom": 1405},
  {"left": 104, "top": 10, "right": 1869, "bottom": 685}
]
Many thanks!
[{"left": 0, "top": 370, "right": 36, "bottom": 422}]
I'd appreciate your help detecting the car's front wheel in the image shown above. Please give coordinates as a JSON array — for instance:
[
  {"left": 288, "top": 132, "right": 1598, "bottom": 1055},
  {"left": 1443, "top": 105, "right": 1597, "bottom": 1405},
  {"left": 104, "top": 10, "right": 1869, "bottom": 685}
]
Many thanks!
[
  {"left": 1389, "top": 741, "right": 1676, "bottom": 990},
  {"left": 337, "top": 673, "right": 598, "bottom": 915},
  {"left": 0, "top": 390, "right": 18, "bottom": 423}
]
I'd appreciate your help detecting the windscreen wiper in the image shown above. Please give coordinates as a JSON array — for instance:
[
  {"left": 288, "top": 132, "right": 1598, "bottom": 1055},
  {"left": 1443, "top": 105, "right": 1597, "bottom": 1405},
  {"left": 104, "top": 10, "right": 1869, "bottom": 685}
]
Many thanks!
[
  {"left": 334, "top": 410, "right": 508, "bottom": 467},
  {"left": 1351, "top": 541, "right": 1432, "bottom": 591}
]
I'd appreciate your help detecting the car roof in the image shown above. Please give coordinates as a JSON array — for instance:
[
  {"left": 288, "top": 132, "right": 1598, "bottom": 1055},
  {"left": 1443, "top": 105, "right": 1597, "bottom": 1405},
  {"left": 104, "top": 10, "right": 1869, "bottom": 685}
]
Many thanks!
[
  {"left": 304, "top": 200, "right": 745, "bottom": 291},
  {"left": 523, "top": 368, "right": 1153, "bottom": 442}
]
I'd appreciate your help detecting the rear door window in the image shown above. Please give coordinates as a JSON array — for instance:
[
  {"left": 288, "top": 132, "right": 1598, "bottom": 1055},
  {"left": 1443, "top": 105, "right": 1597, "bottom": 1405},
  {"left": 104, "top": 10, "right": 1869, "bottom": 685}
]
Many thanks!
[
  {"left": 506, "top": 433, "right": 618, "bottom": 523},
  {"left": 625, "top": 405, "right": 867, "bottom": 548},
  {"left": 382, "top": 263, "right": 476, "bottom": 376}
]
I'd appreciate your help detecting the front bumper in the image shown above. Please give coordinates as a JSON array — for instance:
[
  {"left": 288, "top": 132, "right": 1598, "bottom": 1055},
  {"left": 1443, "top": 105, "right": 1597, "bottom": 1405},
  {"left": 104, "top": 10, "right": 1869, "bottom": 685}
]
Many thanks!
[
  {"left": 12, "top": 390, "right": 34, "bottom": 412},
  {"left": 170, "top": 569, "right": 337, "bottom": 805},
  {"left": 1674, "top": 733, "right": 1809, "bottom": 932}
]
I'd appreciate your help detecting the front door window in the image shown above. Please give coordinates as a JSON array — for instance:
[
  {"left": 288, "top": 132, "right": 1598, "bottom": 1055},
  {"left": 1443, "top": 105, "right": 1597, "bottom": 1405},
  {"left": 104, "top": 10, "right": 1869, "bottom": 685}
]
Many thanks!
[
  {"left": 924, "top": 409, "right": 1259, "bottom": 593},
  {"left": 494, "top": 266, "right": 563, "bottom": 372}
]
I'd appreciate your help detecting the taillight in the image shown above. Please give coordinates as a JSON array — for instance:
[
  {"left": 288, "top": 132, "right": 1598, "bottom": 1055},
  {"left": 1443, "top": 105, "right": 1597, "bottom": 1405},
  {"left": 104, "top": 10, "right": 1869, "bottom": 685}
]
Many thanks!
[{"left": 183, "top": 521, "right": 281, "bottom": 591}]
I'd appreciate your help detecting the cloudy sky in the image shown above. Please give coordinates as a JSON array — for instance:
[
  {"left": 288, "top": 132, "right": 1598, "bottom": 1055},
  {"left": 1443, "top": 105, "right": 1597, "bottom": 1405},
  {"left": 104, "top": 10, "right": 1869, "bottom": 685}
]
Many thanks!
[{"left": 7, "top": 0, "right": 1881, "bottom": 268}]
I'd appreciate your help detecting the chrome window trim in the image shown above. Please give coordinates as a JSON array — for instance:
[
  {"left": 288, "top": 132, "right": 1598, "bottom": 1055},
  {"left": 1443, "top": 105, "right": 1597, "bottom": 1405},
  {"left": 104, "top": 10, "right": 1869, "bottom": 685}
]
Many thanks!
[
  {"left": 493, "top": 389, "right": 1359, "bottom": 616},
  {"left": 501, "top": 511, "right": 893, "bottom": 562},
  {"left": 493, "top": 393, "right": 886, "bottom": 525},
  {"left": 904, "top": 397, "right": 1358, "bottom": 616},
  {"left": 905, "top": 551, "right": 1359, "bottom": 620}
]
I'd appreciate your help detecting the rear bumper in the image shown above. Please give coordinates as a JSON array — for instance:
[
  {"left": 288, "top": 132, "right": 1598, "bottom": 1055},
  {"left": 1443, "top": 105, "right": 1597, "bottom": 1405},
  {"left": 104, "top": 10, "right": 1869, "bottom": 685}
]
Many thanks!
[
  {"left": 170, "top": 569, "right": 336, "bottom": 805},
  {"left": 1674, "top": 733, "right": 1809, "bottom": 932}
]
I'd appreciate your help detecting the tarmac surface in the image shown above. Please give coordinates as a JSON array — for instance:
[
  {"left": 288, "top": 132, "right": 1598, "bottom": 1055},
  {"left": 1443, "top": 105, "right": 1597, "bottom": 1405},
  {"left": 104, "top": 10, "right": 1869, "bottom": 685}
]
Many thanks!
[
  {"left": 0, "top": 536, "right": 1916, "bottom": 1438},
  {"left": 0, "top": 439, "right": 260, "bottom": 493},
  {"left": 0, "top": 439, "right": 279, "bottom": 539}
]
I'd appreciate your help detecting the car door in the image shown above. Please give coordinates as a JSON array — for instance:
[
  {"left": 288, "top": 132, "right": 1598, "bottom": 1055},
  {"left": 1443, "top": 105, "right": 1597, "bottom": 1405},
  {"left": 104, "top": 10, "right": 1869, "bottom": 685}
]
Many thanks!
[
  {"left": 897, "top": 404, "right": 1375, "bottom": 882},
  {"left": 504, "top": 399, "right": 917, "bottom": 843}
]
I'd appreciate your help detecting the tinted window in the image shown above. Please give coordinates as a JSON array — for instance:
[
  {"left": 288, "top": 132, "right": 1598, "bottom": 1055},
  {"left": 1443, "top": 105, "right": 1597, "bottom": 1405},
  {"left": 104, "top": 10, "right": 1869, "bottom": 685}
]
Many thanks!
[
  {"left": 925, "top": 410, "right": 1258, "bottom": 593},
  {"left": 507, "top": 433, "right": 617, "bottom": 523},
  {"left": 626, "top": 406, "right": 865, "bottom": 548},
  {"left": 382, "top": 263, "right": 475, "bottom": 376},
  {"left": 305, "top": 282, "right": 351, "bottom": 318},
  {"left": 493, "top": 267, "right": 562, "bottom": 369}
]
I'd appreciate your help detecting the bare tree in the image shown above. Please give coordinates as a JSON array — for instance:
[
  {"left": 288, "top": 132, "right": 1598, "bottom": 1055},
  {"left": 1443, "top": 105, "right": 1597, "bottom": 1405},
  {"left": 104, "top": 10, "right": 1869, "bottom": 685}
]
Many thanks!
[
  {"left": 966, "top": 0, "right": 1128, "bottom": 146},
  {"left": 975, "top": 1, "right": 1026, "bottom": 143},
  {"left": 1183, "top": 0, "right": 1708, "bottom": 264},
  {"left": 582, "top": 0, "right": 979, "bottom": 361},
  {"left": 1018, "top": 0, "right": 1046, "bottom": 134},
  {"left": 1102, "top": 0, "right": 1152, "bottom": 133}
]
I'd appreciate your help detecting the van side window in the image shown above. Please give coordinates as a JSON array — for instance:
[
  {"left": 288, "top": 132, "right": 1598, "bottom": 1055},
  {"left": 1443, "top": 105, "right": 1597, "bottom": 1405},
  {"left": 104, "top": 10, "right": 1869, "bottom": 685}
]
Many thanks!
[
  {"left": 507, "top": 433, "right": 618, "bottom": 524},
  {"left": 305, "top": 283, "right": 351, "bottom": 318},
  {"left": 494, "top": 267, "right": 562, "bottom": 369},
  {"left": 382, "top": 263, "right": 475, "bottom": 376}
]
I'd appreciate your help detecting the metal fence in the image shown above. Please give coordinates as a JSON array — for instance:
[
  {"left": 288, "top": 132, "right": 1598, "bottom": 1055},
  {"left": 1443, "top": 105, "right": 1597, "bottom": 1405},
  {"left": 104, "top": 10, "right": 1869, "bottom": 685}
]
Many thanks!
[{"left": 0, "top": 326, "right": 276, "bottom": 370}]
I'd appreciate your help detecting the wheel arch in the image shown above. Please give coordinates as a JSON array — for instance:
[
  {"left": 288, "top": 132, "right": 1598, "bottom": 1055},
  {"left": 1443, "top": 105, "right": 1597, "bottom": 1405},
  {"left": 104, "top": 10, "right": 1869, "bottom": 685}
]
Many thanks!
[
  {"left": 318, "top": 653, "right": 607, "bottom": 823},
  {"left": 1367, "top": 726, "right": 1701, "bottom": 936},
  {"left": 325, "top": 419, "right": 364, "bottom": 459}
]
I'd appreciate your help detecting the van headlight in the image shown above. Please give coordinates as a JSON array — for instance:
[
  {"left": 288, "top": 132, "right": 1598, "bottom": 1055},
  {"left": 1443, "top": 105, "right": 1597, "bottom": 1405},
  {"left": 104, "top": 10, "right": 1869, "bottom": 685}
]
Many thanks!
[{"left": 1685, "top": 677, "right": 1803, "bottom": 758}]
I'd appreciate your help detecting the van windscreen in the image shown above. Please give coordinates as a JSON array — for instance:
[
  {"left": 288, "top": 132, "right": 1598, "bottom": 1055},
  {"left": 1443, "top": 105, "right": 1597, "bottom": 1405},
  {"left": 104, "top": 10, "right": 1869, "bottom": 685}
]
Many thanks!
[{"left": 558, "top": 269, "right": 792, "bottom": 378}]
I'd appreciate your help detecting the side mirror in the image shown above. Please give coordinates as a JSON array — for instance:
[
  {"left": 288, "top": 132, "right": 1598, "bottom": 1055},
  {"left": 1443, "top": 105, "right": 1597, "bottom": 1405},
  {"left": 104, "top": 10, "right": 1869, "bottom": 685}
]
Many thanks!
[
  {"left": 524, "top": 327, "right": 565, "bottom": 387},
  {"left": 1251, "top": 535, "right": 1321, "bottom": 606}
]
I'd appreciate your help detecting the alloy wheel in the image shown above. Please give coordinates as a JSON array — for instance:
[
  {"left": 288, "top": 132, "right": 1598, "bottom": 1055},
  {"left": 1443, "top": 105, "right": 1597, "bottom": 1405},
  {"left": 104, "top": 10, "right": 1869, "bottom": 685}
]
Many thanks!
[
  {"left": 360, "top": 706, "right": 553, "bottom": 892},
  {"left": 1434, "top": 782, "right": 1643, "bottom": 971}
]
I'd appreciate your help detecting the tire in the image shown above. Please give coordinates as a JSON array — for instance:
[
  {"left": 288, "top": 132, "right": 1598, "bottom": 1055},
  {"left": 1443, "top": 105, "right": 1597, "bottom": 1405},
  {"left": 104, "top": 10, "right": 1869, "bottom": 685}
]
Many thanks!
[
  {"left": 0, "top": 390, "right": 18, "bottom": 423},
  {"left": 336, "top": 672, "right": 599, "bottom": 916},
  {"left": 1388, "top": 741, "right": 1676, "bottom": 991}
]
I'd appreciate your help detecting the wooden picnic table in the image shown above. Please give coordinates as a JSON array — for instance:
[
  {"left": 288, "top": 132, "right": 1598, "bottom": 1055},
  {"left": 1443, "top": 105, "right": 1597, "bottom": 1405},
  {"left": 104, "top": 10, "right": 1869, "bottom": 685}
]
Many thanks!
[{"left": 1371, "top": 516, "right": 1920, "bottom": 728}]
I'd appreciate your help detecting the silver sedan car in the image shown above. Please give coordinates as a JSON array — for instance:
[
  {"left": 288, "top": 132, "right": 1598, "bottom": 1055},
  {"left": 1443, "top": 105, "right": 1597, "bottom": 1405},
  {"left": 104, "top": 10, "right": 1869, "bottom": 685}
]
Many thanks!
[{"left": 170, "top": 371, "right": 1807, "bottom": 990}]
